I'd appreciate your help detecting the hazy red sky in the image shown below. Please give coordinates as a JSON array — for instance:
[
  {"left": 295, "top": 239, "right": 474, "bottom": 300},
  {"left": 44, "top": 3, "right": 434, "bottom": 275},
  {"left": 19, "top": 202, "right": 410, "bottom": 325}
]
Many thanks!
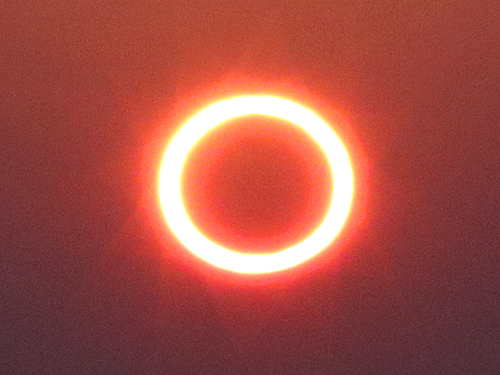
[{"left": 1, "top": 1, "right": 499, "bottom": 374}]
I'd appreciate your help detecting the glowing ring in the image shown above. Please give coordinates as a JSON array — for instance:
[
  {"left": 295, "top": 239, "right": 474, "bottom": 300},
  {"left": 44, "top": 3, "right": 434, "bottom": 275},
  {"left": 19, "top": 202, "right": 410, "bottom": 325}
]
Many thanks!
[{"left": 159, "top": 96, "right": 353, "bottom": 274}]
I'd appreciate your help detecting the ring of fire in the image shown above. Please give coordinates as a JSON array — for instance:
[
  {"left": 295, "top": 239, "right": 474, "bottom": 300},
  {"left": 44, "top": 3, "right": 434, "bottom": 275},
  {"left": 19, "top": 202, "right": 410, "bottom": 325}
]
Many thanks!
[{"left": 159, "top": 96, "right": 353, "bottom": 274}]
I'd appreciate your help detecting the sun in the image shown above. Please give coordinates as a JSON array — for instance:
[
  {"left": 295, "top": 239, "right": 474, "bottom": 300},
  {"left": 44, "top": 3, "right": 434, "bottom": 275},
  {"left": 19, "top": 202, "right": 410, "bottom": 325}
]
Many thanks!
[{"left": 159, "top": 95, "right": 353, "bottom": 274}]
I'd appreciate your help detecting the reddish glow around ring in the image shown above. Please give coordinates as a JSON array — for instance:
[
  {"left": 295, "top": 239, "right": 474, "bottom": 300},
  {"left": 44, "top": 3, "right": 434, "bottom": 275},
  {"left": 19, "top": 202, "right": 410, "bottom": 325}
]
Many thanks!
[{"left": 159, "top": 96, "right": 353, "bottom": 274}]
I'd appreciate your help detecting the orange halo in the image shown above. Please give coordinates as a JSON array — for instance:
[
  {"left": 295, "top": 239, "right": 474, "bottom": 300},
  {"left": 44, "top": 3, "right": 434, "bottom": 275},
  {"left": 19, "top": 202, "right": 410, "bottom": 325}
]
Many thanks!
[{"left": 159, "top": 96, "right": 353, "bottom": 274}]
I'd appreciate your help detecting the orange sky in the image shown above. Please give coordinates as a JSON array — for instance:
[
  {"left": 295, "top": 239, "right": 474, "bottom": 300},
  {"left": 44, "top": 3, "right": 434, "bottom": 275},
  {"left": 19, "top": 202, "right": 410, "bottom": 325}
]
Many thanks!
[{"left": 1, "top": 1, "right": 499, "bottom": 373}]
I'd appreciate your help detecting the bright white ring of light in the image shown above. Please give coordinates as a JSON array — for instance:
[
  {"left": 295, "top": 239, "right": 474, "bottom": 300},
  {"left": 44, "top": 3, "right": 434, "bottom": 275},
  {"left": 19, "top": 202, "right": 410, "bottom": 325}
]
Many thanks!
[{"left": 159, "top": 96, "right": 353, "bottom": 274}]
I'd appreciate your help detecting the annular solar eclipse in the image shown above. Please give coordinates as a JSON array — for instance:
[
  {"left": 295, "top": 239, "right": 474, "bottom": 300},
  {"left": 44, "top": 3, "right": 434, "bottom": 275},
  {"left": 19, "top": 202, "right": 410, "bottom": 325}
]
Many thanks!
[{"left": 159, "top": 95, "right": 353, "bottom": 274}]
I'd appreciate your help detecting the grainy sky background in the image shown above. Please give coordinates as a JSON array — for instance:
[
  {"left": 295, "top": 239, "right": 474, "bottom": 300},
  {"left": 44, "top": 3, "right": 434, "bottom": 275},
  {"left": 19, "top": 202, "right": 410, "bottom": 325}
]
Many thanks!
[{"left": 1, "top": 1, "right": 499, "bottom": 374}]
